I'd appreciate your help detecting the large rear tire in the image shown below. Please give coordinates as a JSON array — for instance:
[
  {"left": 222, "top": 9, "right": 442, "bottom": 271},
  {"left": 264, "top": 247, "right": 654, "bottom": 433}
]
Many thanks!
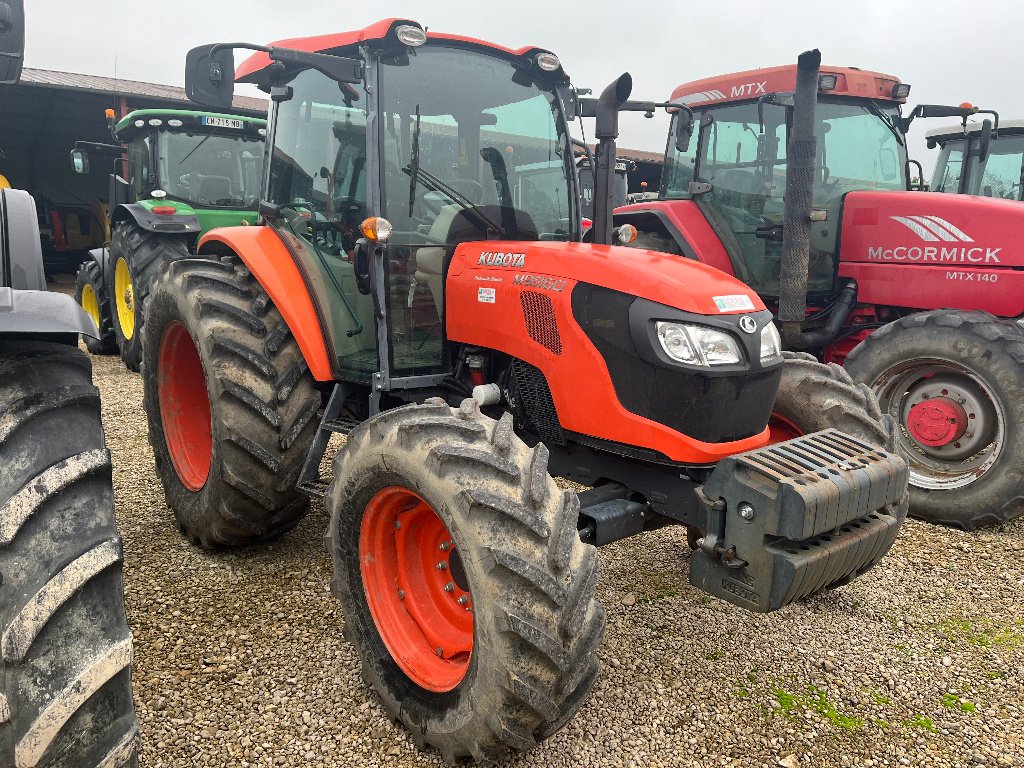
[
  {"left": 141, "top": 256, "right": 321, "bottom": 547},
  {"left": 109, "top": 221, "right": 189, "bottom": 372},
  {"left": 0, "top": 340, "right": 138, "bottom": 767},
  {"left": 845, "top": 310, "right": 1024, "bottom": 530},
  {"left": 74, "top": 261, "right": 118, "bottom": 355},
  {"left": 327, "top": 399, "right": 605, "bottom": 763}
]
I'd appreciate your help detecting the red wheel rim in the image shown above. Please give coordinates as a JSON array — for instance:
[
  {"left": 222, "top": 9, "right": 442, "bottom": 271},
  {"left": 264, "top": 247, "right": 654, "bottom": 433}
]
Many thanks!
[
  {"left": 158, "top": 321, "right": 212, "bottom": 491},
  {"left": 767, "top": 413, "right": 804, "bottom": 445},
  {"left": 359, "top": 487, "right": 473, "bottom": 692}
]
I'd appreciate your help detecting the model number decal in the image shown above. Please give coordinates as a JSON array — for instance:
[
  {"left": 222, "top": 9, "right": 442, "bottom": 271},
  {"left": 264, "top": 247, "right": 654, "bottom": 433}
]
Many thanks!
[
  {"left": 712, "top": 294, "right": 756, "bottom": 312},
  {"left": 477, "top": 287, "right": 496, "bottom": 303},
  {"left": 478, "top": 251, "right": 526, "bottom": 268},
  {"left": 513, "top": 274, "right": 566, "bottom": 292},
  {"left": 946, "top": 271, "right": 999, "bottom": 282}
]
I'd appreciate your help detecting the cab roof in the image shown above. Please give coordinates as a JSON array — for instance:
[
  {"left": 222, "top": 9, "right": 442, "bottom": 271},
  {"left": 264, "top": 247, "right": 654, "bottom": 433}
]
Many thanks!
[
  {"left": 235, "top": 18, "right": 561, "bottom": 86},
  {"left": 671, "top": 64, "right": 905, "bottom": 108},
  {"left": 927, "top": 119, "right": 1024, "bottom": 145},
  {"left": 114, "top": 108, "right": 267, "bottom": 142}
]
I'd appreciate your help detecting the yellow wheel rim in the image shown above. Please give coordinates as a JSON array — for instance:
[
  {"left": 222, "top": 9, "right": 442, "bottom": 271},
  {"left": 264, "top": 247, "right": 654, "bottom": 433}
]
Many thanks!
[
  {"left": 80, "top": 283, "right": 101, "bottom": 328},
  {"left": 114, "top": 257, "right": 136, "bottom": 340}
]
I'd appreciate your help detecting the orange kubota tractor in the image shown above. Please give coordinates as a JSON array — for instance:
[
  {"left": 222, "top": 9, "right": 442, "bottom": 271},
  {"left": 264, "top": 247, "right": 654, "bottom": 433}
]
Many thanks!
[
  {"left": 144, "top": 20, "right": 908, "bottom": 762},
  {"left": 616, "top": 52, "right": 1024, "bottom": 530}
]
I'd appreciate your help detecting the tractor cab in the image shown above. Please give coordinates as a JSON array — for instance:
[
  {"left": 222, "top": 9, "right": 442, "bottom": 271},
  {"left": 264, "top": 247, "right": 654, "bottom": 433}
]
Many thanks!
[
  {"left": 661, "top": 65, "right": 911, "bottom": 298},
  {"left": 928, "top": 118, "right": 1022, "bottom": 200},
  {"left": 206, "top": 21, "right": 580, "bottom": 385},
  {"left": 73, "top": 109, "right": 267, "bottom": 235}
]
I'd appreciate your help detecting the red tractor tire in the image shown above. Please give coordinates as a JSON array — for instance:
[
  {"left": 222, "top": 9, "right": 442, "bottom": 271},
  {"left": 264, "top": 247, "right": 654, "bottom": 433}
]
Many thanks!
[
  {"left": 141, "top": 256, "right": 321, "bottom": 547},
  {"left": 846, "top": 310, "right": 1024, "bottom": 530},
  {"left": 326, "top": 399, "right": 605, "bottom": 763}
]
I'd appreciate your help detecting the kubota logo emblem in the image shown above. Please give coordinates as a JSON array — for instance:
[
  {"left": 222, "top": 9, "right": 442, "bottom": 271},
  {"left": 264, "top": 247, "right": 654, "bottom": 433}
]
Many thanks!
[
  {"left": 867, "top": 215, "right": 1001, "bottom": 264},
  {"left": 890, "top": 215, "right": 973, "bottom": 242}
]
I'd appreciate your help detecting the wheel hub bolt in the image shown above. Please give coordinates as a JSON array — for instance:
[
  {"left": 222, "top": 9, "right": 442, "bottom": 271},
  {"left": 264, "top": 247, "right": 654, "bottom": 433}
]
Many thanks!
[
  {"left": 436, "top": 646, "right": 443, "bottom": 657},
  {"left": 444, "top": 581, "right": 455, "bottom": 592},
  {"left": 436, "top": 561, "right": 447, "bottom": 571},
  {"left": 439, "top": 541, "right": 450, "bottom": 551},
  {"left": 394, "top": 520, "right": 401, "bottom": 530},
  {"left": 397, "top": 589, "right": 405, "bottom": 600},
  {"left": 457, "top": 595, "right": 468, "bottom": 605},
  {"left": 738, "top": 503, "right": 755, "bottom": 521}
]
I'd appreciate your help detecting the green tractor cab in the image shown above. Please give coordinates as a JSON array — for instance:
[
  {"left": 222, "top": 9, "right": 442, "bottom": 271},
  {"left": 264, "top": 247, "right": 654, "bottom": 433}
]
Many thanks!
[{"left": 71, "top": 108, "right": 267, "bottom": 370}]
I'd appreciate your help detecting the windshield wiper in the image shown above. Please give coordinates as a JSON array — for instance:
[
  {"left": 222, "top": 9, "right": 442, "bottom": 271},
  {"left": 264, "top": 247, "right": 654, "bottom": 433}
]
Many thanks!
[
  {"left": 865, "top": 103, "right": 905, "bottom": 146},
  {"left": 178, "top": 132, "right": 214, "bottom": 166},
  {"left": 405, "top": 164, "right": 503, "bottom": 237}
]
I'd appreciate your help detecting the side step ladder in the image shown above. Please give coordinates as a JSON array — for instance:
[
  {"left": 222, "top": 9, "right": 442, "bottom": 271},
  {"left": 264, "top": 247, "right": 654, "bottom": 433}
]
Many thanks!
[{"left": 297, "top": 384, "right": 363, "bottom": 499}]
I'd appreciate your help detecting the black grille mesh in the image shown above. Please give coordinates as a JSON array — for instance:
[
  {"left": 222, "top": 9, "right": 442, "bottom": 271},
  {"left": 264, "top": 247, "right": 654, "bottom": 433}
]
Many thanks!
[
  {"left": 511, "top": 359, "right": 565, "bottom": 445},
  {"left": 520, "top": 291, "right": 562, "bottom": 355}
]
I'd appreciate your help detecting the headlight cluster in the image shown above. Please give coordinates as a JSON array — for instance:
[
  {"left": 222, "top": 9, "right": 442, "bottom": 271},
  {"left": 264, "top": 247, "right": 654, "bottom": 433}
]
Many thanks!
[
  {"left": 655, "top": 319, "right": 782, "bottom": 367},
  {"left": 656, "top": 321, "right": 741, "bottom": 366}
]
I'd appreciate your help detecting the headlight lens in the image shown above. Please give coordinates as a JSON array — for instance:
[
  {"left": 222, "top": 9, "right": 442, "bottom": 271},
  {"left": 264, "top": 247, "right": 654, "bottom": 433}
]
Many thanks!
[
  {"left": 656, "top": 321, "right": 742, "bottom": 366},
  {"left": 760, "top": 322, "right": 782, "bottom": 360}
]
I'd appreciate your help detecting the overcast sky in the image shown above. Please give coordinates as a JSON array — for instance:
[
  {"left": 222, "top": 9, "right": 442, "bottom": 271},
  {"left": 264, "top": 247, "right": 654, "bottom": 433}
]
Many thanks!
[{"left": 23, "top": 0, "right": 1024, "bottom": 172}]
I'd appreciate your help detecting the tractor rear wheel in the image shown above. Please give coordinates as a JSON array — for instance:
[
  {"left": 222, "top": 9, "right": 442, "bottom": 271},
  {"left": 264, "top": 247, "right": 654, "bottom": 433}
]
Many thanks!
[
  {"left": 768, "top": 351, "right": 895, "bottom": 449},
  {"left": 845, "top": 310, "right": 1024, "bottom": 530},
  {"left": 141, "top": 256, "right": 321, "bottom": 547},
  {"left": 327, "top": 399, "right": 605, "bottom": 763},
  {"left": 74, "top": 260, "right": 117, "bottom": 355},
  {"left": 0, "top": 340, "right": 138, "bottom": 767},
  {"left": 109, "top": 221, "right": 189, "bottom": 372}
]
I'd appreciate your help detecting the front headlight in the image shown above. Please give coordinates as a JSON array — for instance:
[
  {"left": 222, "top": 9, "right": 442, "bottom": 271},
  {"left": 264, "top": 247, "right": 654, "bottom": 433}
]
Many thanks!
[
  {"left": 760, "top": 322, "right": 782, "bottom": 361},
  {"left": 656, "top": 321, "right": 742, "bottom": 366}
]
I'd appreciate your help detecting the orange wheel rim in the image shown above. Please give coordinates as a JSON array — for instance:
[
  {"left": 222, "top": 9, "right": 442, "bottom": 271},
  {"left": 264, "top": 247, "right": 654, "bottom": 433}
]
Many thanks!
[
  {"left": 767, "top": 413, "right": 804, "bottom": 445},
  {"left": 359, "top": 487, "right": 473, "bottom": 692},
  {"left": 158, "top": 321, "right": 212, "bottom": 491}
]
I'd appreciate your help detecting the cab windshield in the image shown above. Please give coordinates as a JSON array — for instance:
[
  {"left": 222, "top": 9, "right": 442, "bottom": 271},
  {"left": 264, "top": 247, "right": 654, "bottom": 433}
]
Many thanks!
[
  {"left": 158, "top": 131, "right": 264, "bottom": 208},
  {"left": 664, "top": 98, "right": 907, "bottom": 296}
]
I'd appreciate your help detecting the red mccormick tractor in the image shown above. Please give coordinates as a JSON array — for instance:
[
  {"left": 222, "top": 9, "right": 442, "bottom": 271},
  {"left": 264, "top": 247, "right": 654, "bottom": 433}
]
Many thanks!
[
  {"left": 616, "top": 51, "right": 1024, "bottom": 530},
  {"left": 148, "top": 20, "right": 907, "bottom": 761},
  {"left": 0, "top": 3, "right": 138, "bottom": 766}
]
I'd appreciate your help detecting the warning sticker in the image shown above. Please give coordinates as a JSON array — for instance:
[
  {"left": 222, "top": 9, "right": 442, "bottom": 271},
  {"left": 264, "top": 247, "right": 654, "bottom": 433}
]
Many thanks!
[
  {"left": 712, "top": 294, "right": 756, "bottom": 312},
  {"left": 478, "top": 287, "right": 496, "bottom": 304}
]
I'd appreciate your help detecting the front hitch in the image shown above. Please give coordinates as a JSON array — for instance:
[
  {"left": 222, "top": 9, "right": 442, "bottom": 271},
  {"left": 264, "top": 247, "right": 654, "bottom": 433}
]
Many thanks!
[{"left": 690, "top": 429, "right": 909, "bottom": 612}]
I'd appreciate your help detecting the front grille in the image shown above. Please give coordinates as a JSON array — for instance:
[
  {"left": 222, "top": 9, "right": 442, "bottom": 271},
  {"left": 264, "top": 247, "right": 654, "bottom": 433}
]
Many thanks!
[
  {"left": 521, "top": 291, "right": 562, "bottom": 355},
  {"left": 511, "top": 359, "right": 565, "bottom": 445}
]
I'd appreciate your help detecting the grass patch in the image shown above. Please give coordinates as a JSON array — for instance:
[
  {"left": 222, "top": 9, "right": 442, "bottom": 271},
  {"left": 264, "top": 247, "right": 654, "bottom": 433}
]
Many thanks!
[
  {"left": 768, "top": 684, "right": 862, "bottom": 730},
  {"left": 940, "top": 694, "right": 976, "bottom": 713},
  {"left": 934, "top": 617, "right": 1024, "bottom": 648},
  {"left": 704, "top": 649, "right": 725, "bottom": 661},
  {"left": 902, "top": 715, "right": 937, "bottom": 732},
  {"left": 871, "top": 692, "right": 891, "bottom": 705}
]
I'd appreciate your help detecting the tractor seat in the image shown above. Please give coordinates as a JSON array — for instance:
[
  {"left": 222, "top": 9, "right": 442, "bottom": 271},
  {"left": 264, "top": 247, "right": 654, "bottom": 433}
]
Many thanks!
[
  {"left": 415, "top": 205, "right": 462, "bottom": 316},
  {"left": 198, "top": 175, "right": 233, "bottom": 204}
]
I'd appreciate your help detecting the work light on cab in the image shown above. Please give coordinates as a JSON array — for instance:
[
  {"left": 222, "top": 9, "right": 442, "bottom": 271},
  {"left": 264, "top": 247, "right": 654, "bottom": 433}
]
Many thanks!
[
  {"left": 360, "top": 216, "right": 393, "bottom": 243},
  {"left": 395, "top": 25, "right": 427, "bottom": 47},
  {"left": 535, "top": 52, "right": 561, "bottom": 72}
]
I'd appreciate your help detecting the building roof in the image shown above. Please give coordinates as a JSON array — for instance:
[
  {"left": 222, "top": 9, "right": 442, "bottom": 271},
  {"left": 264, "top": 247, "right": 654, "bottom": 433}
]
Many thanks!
[{"left": 18, "top": 67, "right": 268, "bottom": 115}]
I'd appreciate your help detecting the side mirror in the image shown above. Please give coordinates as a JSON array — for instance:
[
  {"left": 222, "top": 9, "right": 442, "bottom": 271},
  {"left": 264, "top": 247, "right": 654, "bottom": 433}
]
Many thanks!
[
  {"left": 975, "top": 118, "right": 993, "bottom": 163},
  {"left": 674, "top": 111, "right": 694, "bottom": 153},
  {"left": 185, "top": 43, "right": 236, "bottom": 111},
  {"left": 0, "top": 0, "right": 24, "bottom": 86},
  {"left": 71, "top": 149, "right": 89, "bottom": 174}
]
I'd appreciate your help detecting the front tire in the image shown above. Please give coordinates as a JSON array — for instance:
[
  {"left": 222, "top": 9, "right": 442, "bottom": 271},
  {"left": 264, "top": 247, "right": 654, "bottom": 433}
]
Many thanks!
[
  {"left": 845, "top": 311, "right": 1024, "bottom": 530},
  {"left": 327, "top": 399, "right": 605, "bottom": 763},
  {"left": 0, "top": 341, "right": 138, "bottom": 767},
  {"left": 74, "top": 260, "right": 118, "bottom": 355},
  {"left": 109, "top": 221, "right": 189, "bottom": 372},
  {"left": 141, "top": 257, "right": 321, "bottom": 547}
]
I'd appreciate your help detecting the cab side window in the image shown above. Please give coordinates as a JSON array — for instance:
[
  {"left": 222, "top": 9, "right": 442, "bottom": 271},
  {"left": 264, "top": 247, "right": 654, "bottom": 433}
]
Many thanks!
[{"left": 128, "top": 135, "right": 151, "bottom": 201}]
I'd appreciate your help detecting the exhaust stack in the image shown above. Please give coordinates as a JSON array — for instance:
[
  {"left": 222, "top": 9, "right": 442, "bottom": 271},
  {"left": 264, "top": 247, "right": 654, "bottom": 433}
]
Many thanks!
[{"left": 591, "top": 73, "right": 632, "bottom": 246}]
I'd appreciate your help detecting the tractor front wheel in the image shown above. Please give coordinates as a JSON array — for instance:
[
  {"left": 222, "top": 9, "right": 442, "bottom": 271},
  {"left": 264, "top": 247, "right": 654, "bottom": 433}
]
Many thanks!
[
  {"left": 109, "top": 221, "right": 189, "bottom": 372},
  {"left": 327, "top": 399, "right": 605, "bottom": 763},
  {"left": 846, "top": 310, "right": 1024, "bottom": 530},
  {"left": 74, "top": 259, "right": 117, "bottom": 355},
  {"left": 141, "top": 256, "right": 321, "bottom": 547}
]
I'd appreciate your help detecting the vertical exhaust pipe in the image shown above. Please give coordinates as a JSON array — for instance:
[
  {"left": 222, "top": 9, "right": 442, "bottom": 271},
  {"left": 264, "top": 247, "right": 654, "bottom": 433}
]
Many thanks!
[
  {"left": 592, "top": 73, "right": 632, "bottom": 246},
  {"left": 779, "top": 49, "right": 821, "bottom": 349}
]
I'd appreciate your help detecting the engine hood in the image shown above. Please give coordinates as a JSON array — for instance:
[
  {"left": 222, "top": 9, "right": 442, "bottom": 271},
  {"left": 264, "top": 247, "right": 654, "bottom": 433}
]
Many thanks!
[{"left": 840, "top": 190, "right": 1024, "bottom": 269}]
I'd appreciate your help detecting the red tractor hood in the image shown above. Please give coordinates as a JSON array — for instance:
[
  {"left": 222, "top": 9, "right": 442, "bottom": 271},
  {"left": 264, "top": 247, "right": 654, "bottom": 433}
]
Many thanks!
[{"left": 840, "top": 190, "right": 1024, "bottom": 269}]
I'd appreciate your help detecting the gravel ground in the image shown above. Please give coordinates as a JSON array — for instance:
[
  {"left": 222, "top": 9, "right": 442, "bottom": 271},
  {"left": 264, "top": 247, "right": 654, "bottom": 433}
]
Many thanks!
[{"left": 84, "top": 347, "right": 1024, "bottom": 768}]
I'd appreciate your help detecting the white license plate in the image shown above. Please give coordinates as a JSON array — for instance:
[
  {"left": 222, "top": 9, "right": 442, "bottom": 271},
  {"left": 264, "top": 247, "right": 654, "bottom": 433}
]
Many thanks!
[{"left": 201, "top": 116, "right": 244, "bottom": 129}]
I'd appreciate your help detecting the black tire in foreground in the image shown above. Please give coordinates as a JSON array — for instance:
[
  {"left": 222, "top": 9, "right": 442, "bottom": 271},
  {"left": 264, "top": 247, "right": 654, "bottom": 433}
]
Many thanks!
[
  {"left": 142, "top": 257, "right": 321, "bottom": 547},
  {"left": 109, "top": 221, "right": 189, "bottom": 372},
  {"left": 327, "top": 398, "right": 606, "bottom": 763},
  {"left": 845, "top": 310, "right": 1024, "bottom": 530},
  {"left": 73, "top": 261, "right": 118, "bottom": 356},
  {"left": 0, "top": 340, "right": 138, "bottom": 767},
  {"left": 771, "top": 351, "right": 896, "bottom": 450}
]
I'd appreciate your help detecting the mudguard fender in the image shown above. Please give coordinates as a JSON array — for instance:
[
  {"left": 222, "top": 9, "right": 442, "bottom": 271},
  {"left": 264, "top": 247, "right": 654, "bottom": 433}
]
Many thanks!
[
  {"left": 0, "top": 287, "right": 99, "bottom": 338},
  {"left": 0, "top": 188, "right": 46, "bottom": 290},
  {"left": 112, "top": 203, "right": 201, "bottom": 237},
  {"left": 198, "top": 226, "right": 334, "bottom": 381}
]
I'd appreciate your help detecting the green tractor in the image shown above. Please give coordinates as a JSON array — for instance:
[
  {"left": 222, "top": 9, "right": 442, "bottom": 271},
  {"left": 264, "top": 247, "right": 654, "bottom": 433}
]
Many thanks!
[{"left": 72, "top": 108, "right": 266, "bottom": 370}]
